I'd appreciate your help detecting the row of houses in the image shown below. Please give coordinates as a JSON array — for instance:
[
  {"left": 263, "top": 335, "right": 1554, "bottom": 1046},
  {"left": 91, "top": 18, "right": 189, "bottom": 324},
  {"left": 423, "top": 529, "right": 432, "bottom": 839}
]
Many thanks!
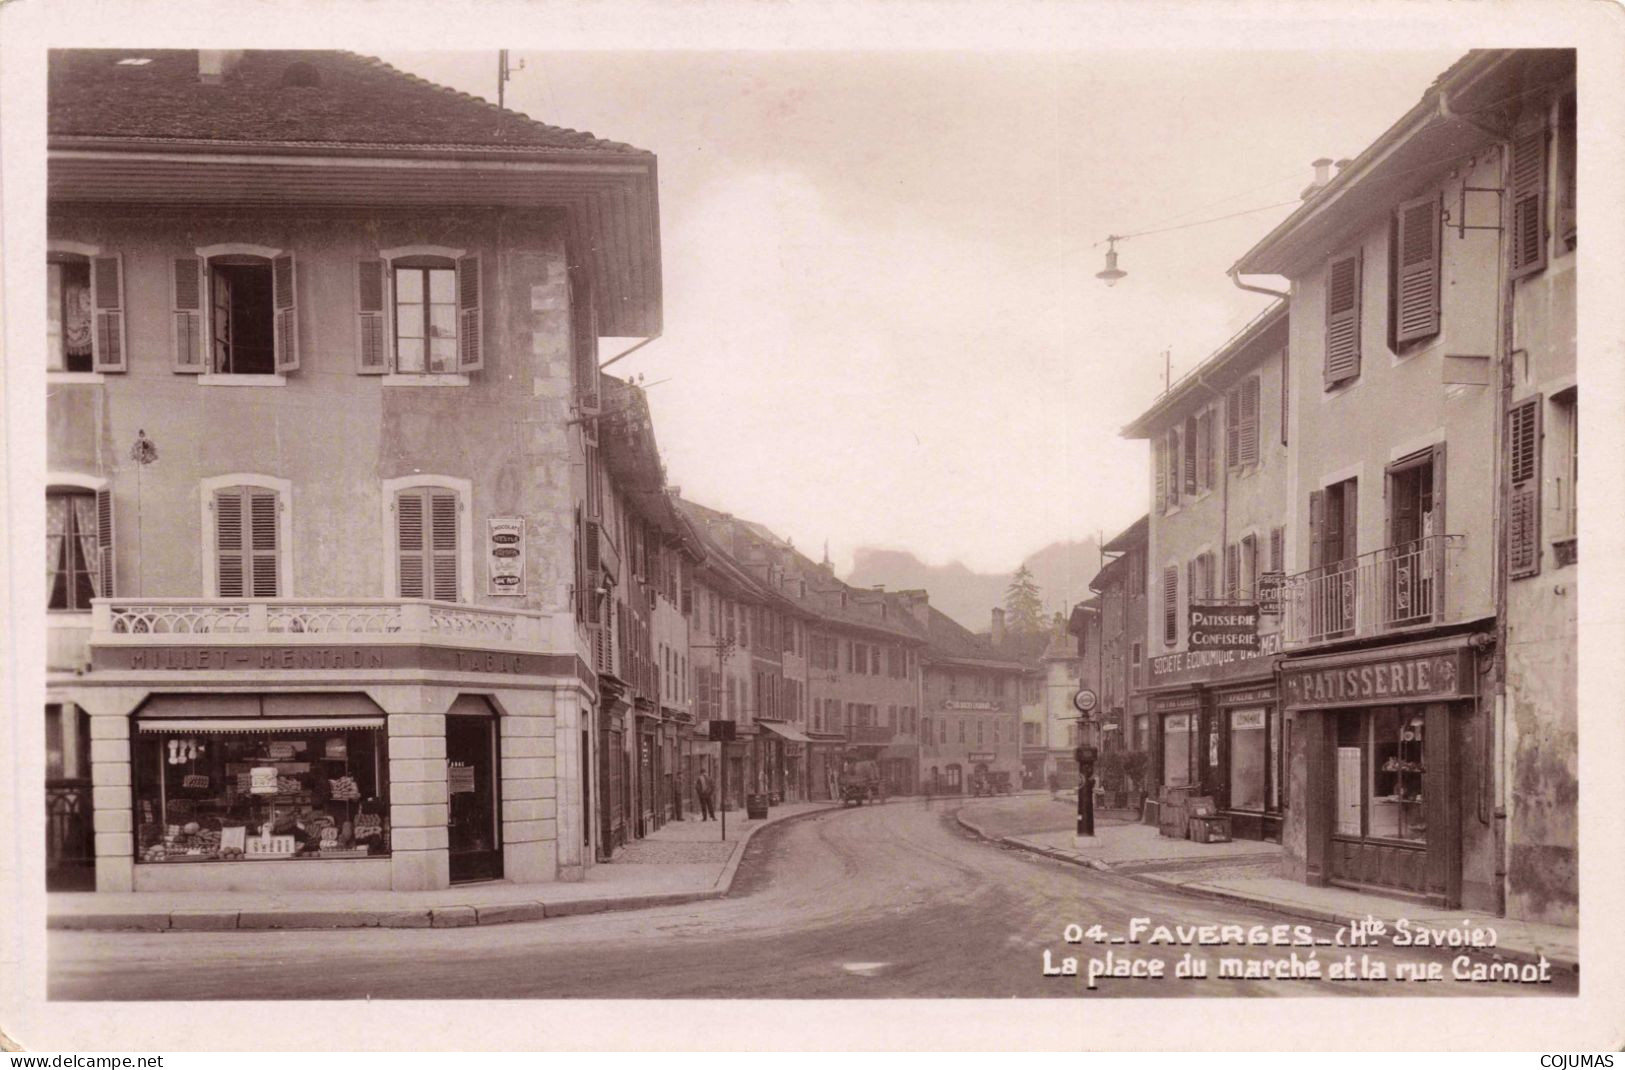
[
  {"left": 41, "top": 48, "right": 1085, "bottom": 897},
  {"left": 1081, "top": 49, "right": 1576, "bottom": 926}
]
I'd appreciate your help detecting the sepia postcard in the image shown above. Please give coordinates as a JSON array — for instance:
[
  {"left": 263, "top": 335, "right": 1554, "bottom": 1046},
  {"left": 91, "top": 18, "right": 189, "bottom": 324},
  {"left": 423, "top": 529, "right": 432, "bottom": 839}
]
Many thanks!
[{"left": 3, "top": 0, "right": 1623, "bottom": 1053}]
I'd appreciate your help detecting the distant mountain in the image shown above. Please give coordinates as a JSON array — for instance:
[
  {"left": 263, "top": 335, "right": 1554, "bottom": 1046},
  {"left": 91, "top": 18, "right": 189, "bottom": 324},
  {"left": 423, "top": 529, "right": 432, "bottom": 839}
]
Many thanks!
[{"left": 845, "top": 538, "right": 1103, "bottom": 634}]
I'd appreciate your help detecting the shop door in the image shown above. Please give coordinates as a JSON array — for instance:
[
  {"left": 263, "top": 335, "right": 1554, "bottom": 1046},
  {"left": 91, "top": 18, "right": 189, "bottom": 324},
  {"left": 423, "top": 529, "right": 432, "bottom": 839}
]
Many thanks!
[{"left": 447, "top": 714, "right": 502, "bottom": 883}]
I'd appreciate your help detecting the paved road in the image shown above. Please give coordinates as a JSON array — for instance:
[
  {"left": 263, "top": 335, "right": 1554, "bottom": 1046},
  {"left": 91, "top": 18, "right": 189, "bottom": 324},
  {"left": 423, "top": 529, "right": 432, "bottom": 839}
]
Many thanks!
[{"left": 49, "top": 798, "right": 1571, "bottom": 999}]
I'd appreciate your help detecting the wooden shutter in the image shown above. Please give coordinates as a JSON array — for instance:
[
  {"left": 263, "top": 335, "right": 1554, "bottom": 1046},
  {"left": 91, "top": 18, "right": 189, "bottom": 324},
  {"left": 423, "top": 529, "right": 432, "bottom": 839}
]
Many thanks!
[
  {"left": 173, "top": 257, "right": 205, "bottom": 372},
  {"left": 1307, "top": 489, "right": 1326, "bottom": 570},
  {"left": 429, "top": 490, "right": 459, "bottom": 600},
  {"left": 272, "top": 254, "right": 299, "bottom": 372},
  {"left": 248, "top": 489, "right": 279, "bottom": 597},
  {"left": 1183, "top": 416, "right": 1197, "bottom": 495},
  {"left": 1153, "top": 438, "right": 1167, "bottom": 513},
  {"left": 1225, "top": 387, "right": 1240, "bottom": 468},
  {"left": 1225, "top": 543, "right": 1240, "bottom": 599},
  {"left": 1393, "top": 194, "right": 1442, "bottom": 345},
  {"left": 1203, "top": 410, "right": 1216, "bottom": 488},
  {"left": 1340, "top": 482, "right": 1358, "bottom": 563},
  {"left": 1240, "top": 376, "right": 1260, "bottom": 466},
  {"left": 1167, "top": 428, "right": 1181, "bottom": 506},
  {"left": 1280, "top": 347, "right": 1290, "bottom": 446},
  {"left": 95, "top": 486, "right": 114, "bottom": 598},
  {"left": 215, "top": 489, "right": 245, "bottom": 597},
  {"left": 1508, "top": 397, "right": 1542, "bottom": 577},
  {"left": 355, "top": 259, "right": 388, "bottom": 374},
  {"left": 1509, "top": 128, "right": 1548, "bottom": 280},
  {"left": 1162, "top": 566, "right": 1177, "bottom": 644},
  {"left": 457, "top": 254, "right": 484, "bottom": 371},
  {"left": 1324, "top": 251, "right": 1363, "bottom": 387},
  {"left": 89, "top": 254, "right": 127, "bottom": 373},
  {"left": 1270, "top": 527, "right": 1284, "bottom": 573},
  {"left": 396, "top": 491, "right": 426, "bottom": 598}
]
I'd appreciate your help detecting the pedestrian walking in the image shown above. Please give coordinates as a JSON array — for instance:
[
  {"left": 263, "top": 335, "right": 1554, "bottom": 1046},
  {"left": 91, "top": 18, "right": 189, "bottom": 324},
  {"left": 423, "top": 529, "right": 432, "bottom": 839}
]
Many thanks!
[{"left": 695, "top": 770, "right": 716, "bottom": 821}]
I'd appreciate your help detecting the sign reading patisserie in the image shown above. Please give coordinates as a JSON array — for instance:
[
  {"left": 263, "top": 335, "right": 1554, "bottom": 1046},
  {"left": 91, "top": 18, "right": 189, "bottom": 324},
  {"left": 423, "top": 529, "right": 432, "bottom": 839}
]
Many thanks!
[{"left": 1280, "top": 647, "right": 1474, "bottom": 709}]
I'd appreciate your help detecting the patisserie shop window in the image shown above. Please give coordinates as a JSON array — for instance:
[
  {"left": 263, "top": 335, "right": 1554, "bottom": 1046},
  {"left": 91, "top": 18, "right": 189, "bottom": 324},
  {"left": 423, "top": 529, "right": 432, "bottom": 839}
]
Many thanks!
[{"left": 133, "top": 719, "right": 390, "bottom": 863}]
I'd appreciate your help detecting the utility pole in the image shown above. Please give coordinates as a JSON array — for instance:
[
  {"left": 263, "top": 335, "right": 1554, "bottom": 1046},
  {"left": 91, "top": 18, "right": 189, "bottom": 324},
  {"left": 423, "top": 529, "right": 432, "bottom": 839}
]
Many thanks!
[{"left": 498, "top": 50, "right": 525, "bottom": 109}]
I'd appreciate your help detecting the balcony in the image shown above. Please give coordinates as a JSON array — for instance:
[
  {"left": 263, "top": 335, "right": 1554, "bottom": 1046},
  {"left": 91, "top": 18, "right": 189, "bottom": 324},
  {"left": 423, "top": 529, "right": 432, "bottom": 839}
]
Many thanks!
[
  {"left": 847, "top": 724, "right": 896, "bottom": 744},
  {"left": 1280, "top": 535, "right": 1462, "bottom": 650},
  {"left": 90, "top": 597, "right": 554, "bottom": 652}
]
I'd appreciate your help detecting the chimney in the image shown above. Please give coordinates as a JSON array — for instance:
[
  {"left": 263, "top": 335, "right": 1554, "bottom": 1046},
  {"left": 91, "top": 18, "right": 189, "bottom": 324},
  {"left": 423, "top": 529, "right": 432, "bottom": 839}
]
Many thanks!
[
  {"left": 991, "top": 608, "right": 1006, "bottom": 648},
  {"left": 198, "top": 50, "right": 244, "bottom": 85},
  {"left": 900, "top": 589, "right": 931, "bottom": 628},
  {"left": 1300, "top": 157, "right": 1335, "bottom": 201}
]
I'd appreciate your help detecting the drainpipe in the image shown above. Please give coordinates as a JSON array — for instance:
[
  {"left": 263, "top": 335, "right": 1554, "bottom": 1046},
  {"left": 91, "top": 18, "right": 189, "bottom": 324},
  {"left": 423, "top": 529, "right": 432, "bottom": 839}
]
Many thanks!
[
  {"left": 1227, "top": 267, "right": 1290, "bottom": 301},
  {"left": 1491, "top": 137, "right": 1514, "bottom": 916}
]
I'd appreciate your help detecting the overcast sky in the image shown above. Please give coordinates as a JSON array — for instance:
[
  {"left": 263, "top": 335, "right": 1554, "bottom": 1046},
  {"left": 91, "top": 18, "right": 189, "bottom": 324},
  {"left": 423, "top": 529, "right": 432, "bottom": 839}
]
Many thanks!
[{"left": 382, "top": 47, "right": 1460, "bottom": 575}]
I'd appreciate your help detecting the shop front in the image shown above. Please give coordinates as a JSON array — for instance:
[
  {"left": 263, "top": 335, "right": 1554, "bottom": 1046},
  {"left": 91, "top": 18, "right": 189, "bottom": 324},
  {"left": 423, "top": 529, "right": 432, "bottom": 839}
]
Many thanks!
[
  {"left": 1145, "top": 631, "right": 1283, "bottom": 841},
  {"left": 806, "top": 733, "right": 844, "bottom": 801},
  {"left": 757, "top": 720, "right": 813, "bottom": 802},
  {"left": 1282, "top": 635, "right": 1480, "bottom": 907}
]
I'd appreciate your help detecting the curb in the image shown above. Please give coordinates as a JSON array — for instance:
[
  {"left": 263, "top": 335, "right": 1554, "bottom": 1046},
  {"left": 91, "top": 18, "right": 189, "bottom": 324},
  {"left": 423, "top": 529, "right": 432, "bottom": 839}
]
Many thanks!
[
  {"left": 48, "top": 802, "right": 846, "bottom": 935},
  {"left": 953, "top": 804, "right": 1578, "bottom": 975}
]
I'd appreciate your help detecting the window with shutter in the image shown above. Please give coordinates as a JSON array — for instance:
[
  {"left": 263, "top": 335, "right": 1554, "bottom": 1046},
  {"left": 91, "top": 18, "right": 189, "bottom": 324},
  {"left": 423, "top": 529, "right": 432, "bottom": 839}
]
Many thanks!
[
  {"left": 1509, "top": 128, "right": 1548, "bottom": 279},
  {"left": 1391, "top": 194, "right": 1442, "bottom": 346},
  {"left": 214, "top": 485, "right": 279, "bottom": 598},
  {"left": 1240, "top": 375, "right": 1261, "bottom": 466},
  {"left": 90, "top": 255, "right": 127, "bottom": 373},
  {"left": 1241, "top": 534, "right": 1257, "bottom": 599},
  {"left": 1162, "top": 566, "right": 1177, "bottom": 645},
  {"left": 1324, "top": 251, "right": 1363, "bottom": 387},
  {"left": 396, "top": 487, "right": 461, "bottom": 601},
  {"left": 1508, "top": 397, "right": 1542, "bottom": 577},
  {"left": 1225, "top": 543, "right": 1240, "bottom": 600},
  {"left": 1270, "top": 527, "right": 1284, "bottom": 572},
  {"left": 47, "top": 488, "right": 103, "bottom": 610},
  {"left": 355, "top": 259, "right": 388, "bottom": 374}
]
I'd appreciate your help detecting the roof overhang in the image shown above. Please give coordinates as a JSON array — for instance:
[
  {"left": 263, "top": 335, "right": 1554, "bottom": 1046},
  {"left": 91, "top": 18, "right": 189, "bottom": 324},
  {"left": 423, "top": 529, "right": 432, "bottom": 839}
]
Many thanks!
[
  {"left": 48, "top": 138, "right": 662, "bottom": 337},
  {"left": 1232, "top": 50, "right": 1572, "bottom": 279}
]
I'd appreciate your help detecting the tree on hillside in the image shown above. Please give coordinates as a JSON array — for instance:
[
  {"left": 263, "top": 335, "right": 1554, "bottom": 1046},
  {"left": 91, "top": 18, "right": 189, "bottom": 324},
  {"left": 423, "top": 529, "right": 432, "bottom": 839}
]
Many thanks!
[{"left": 1004, "top": 565, "right": 1045, "bottom": 634}]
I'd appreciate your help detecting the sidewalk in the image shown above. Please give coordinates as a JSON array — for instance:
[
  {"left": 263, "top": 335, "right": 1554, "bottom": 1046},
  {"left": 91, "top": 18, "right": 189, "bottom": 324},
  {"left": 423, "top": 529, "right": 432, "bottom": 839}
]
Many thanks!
[
  {"left": 48, "top": 799, "right": 841, "bottom": 933},
  {"left": 956, "top": 800, "right": 1578, "bottom": 973}
]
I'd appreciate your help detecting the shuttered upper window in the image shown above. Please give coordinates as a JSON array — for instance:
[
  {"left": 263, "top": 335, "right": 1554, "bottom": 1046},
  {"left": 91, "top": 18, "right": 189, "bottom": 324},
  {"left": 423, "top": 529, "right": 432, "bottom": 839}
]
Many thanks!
[
  {"left": 1226, "top": 376, "right": 1261, "bottom": 468},
  {"left": 1324, "top": 251, "right": 1363, "bottom": 388},
  {"left": 357, "top": 251, "right": 484, "bottom": 376},
  {"left": 1390, "top": 194, "right": 1442, "bottom": 348},
  {"left": 1508, "top": 396, "right": 1542, "bottom": 578},
  {"left": 395, "top": 487, "right": 461, "bottom": 601},
  {"left": 1162, "top": 566, "right": 1178, "bottom": 645},
  {"left": 174, "top": 251, "right": 299, "bottom": 376},
  {"left": 213, "top": 485, "right": 281, "bottom": 598}
]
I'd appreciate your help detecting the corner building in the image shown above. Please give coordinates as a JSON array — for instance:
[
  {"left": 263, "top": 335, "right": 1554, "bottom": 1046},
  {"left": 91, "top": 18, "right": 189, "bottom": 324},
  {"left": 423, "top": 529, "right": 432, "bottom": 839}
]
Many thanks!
[{"left": 44, "top": 49, "right": 661, "bottom": 893}]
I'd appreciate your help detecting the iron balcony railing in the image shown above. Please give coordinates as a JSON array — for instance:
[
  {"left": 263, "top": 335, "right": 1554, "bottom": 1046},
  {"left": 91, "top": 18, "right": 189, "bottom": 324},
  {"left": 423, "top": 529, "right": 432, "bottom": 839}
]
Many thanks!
[{"left": 1280, "top": 535, "right": 1462, "bottom": 650}]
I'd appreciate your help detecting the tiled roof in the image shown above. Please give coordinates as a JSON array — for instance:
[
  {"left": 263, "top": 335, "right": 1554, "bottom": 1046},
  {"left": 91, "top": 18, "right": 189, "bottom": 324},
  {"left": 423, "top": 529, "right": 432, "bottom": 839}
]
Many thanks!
[
  {"left": 925, "top": 608, "right": 1024, "bottom": 670},
  {"left": 49, "top": 49, "right": 649, "bottom": 155}
]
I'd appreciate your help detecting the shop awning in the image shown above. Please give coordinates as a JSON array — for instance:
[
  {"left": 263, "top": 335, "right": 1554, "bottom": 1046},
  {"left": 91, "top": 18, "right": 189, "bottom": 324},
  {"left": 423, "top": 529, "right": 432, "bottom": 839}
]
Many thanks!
[
  {"left": 139, "top": 717, "right": 385, "bottom": 733},
  {"left": 755, "top": 721, "right": 812, "bottom": 744}
]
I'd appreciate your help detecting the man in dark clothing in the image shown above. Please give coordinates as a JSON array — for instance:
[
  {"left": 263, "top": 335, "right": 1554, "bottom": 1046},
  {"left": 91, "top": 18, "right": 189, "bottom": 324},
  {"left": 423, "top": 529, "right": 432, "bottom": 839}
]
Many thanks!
[{"left": 695, "top": 770, "right": 716, "bottom": 821}]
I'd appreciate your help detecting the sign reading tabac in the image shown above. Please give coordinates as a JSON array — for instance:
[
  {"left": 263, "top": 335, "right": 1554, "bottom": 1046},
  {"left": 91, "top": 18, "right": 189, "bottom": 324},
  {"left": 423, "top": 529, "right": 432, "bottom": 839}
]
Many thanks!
[
  {"left": 487, "top": 518, "right": 526, "bottom": 596},
  {"left": 1281, "top": 647, "right": 1474, "bottom": 710},
  {"left": 1188, "top": 603, "right": 1260, "bottom": 651}
]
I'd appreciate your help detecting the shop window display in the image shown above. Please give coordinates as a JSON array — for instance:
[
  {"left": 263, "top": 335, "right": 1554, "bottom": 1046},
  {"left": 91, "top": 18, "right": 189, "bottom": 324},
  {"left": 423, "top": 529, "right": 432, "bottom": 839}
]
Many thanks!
[
  {"left": 1227, "top": 708, "right": 1267, "bottom": 811},
  {"left": 1333, "top": 707, "right": 1425, "bottom": 844},
  {"left": 134, "top": 724, "right": 389, "bottom": 863},
  {"left": 1162, "top": 713, "right": 1192, "bottom": 788}
]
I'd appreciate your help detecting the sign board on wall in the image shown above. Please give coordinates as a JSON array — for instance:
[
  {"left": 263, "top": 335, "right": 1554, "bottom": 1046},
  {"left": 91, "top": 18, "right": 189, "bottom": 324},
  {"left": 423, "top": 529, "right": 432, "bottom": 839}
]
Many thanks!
[
  {"left": 1188, "top": 603, "right": 1260, "bottom": 651},
  {"left": 1256, "top": 572, "right": 1285, "bottom": 615},
  {"left": 487, "top": 518, "right": 526, "bottom": 596}
]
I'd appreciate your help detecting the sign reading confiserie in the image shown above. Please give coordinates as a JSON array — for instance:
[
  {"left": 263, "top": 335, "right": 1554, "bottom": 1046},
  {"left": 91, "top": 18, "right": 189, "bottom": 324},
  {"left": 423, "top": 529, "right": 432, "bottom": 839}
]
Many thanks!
[{"left": 1188, "top": 603, "right": 1260, "bottom": 651}]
